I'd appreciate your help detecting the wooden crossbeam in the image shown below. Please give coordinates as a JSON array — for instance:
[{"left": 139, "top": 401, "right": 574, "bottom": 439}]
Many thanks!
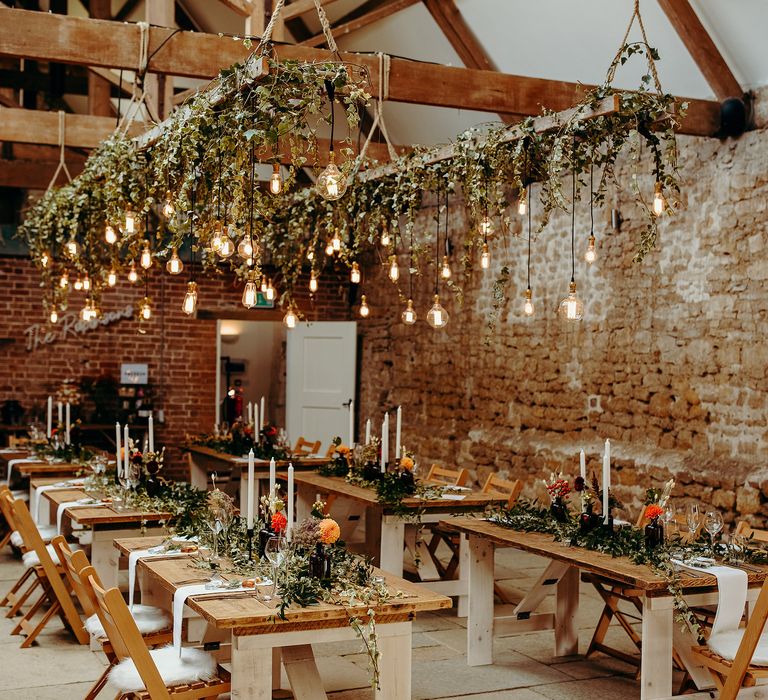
[
  {"left": 282, "top": 0, "right": 342, "bottom": 21},
  {"left": 657, "top": 0, "right": 742, "bottom": 100},
  {"left": 0, "top": 157, "right": 85, "bottom": 188},
  {"left": 216, "top": 0, "right": 256, "bottom": 17},
  {"left": 0, "top": 8, "right": 721, "bottom": 136}
]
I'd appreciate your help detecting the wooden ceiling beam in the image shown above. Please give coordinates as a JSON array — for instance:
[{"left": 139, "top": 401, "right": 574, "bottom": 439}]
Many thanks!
[
  {"left": 657, "top": 0, "right": 742, "bottom": 100},
  {"left": 282, "top": 0, "right": 341, "bottom": 22},
  {"left": 216, "top": 0, "right": 255, "bottom": 17},
  {"left": 0, "top": 8, "right": 720, "bottom": 136},
  {"left": 0, "top": 156, "right": 85, "bottom": 188}
]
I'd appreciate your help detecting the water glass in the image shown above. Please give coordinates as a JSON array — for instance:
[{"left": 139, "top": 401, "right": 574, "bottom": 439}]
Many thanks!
[
  {"left": 704, "top": 510, "right": 724, "bottom": 554},
  {"left": 686, "top": 503, "right": 700, "bottom": 537},
  {"left": 263, "top": 536, "right": 286, "bottom": 602}
]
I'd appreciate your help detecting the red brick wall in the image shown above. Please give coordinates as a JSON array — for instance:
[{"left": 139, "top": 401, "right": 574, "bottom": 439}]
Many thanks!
[{"left": 0, "top": 256, "right": 352, "bottom": 479}]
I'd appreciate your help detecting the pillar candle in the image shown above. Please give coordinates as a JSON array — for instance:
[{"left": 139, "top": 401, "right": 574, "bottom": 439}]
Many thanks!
[
  {"left": 579, "top": 449, "right": 586, "bottom": 481},
  {"left": 65, "top": 402, "right": 71, "bottom": 445},
  {"left": 124, "top": 425, "right": 130, "bottom": 476},
  {"left": 269, "top": 457, "right": 276, "bottom": 498},
  {"left": 287, "top": 463, "right": 294, "bottom": 540},
  {"left": 246, "top": 449, "right": 255, "bottom": 530},
  {"left": 57, "top": 401, "right": 63, "bottom": 424},
  {"left": 348, "top": 399, "right": 355, "bottom": 447},
  {"left": 148, "top": 414, "right": 154, "bottom": 453},
  {"left": 602, "top": 439, "right": 611, "bottom": 523},
  {"left": 260, "top": 396, "right": 265, "bottom": 427},
  {"left": 395, "top": 406, "right": 402, "bottom": 459},
  {"left": 46, "top": 396, "right": 52, "bottom": 438},
  {"left": 115, "top": 422, "right": 122, "bottom": 477},
  {"left": 365, "top": 419, "right": 371, "bottom": 444}
]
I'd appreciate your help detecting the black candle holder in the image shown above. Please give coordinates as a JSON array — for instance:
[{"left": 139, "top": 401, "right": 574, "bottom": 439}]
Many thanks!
[
  {"left": 247, "top": 527, "right": 254, "bottom": 560},
  {"left": 602, "top": 512, "right": 614, "bottom": 533}
]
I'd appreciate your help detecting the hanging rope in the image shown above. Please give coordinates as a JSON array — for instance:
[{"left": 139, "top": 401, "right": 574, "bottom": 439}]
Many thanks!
[
  {"left": 45, "top": 111, "right": 73, "bottom": 193},
  {"left": 117, "top": 21, "right": 152, "bottom": 134},
  {"left": 606, "top": 0, "right": 663, "bottom": 93}
]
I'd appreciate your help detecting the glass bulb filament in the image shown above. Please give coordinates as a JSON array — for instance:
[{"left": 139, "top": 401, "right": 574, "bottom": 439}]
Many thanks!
[
  {"left": 140, "top": 242, "right": 152, "bottom": 269},
  {"left": 309, "top": 273, "right": 318, "bottom": 293},
  {"left": 283, "top": 307, "right": 297, "bottom": 329},
  {"left": 218, "top": 235, "right": 235, "bottom": 258},
  {"left": 388, "top": 255, "right": 399, "bottom": 282},
  {"left": 162, "top": 193, "right": 175, "bottom": 218},
  {"left": 128, "top": 263, "right": 138, "bottom": 283},
  {"left": 73, "top": 276, "right": 83, "bottom": 291},
  {"left": 41, "top": 251, "right": 50, "bottom": 268},
  {"left": 108, "top": 269, "right": 117, "bottom": 287},
  {"left": 523, "top": 288, "right": 534, "bottom": 317},
  {"left": 59, "top": 272, "right": 69, "bottom": 288},
  {"left": 518, "top": 189, "right": 527, "bottom": 216},
  {"left": 350, "top": 262, "right": 361, "bottom": 284},
  {"left": 49, "top": 308, "right": 58, "bottom": 324},
  {"left": 124, "top": 210, "right": 136, "bottom": 234},
  {"left": 585, "top": 235, "right": 597, "bottom": 264},
  {"left": 402, "top": 299, "right": 417, "bottom": 325},
  {"left": 105, "top": 225, "right": 117, "bottom": 244},
  {"left": 332, "top": 230, "right": 342, "bottom": 252},
  {"left": 82, "top": 275, "right": 91, "bottom": 291},
  {"left": 653, "top": 182, "right": 666, "bottom": 216},
  {"left": 426, "top": 294, "right": 449, "bottom": 329},
  {"left": 139, "top": 296, "right": 152, "bottom": 321},
  {"left": 557, "top": 282, "right": 584, "bottom": 322},
  {"left": 66, "top": 240, "right": 79, "bottom": 257},
  {"left": 325, "top": 240, "right": 334, "bottom": 256},
  {"left": 211, "top": 223, "right": 223, "bottom": 252},
  {"left": 359, "top": 295, "right": 370, "bottom": 318},
  {"left": 269, "top": 164, "right": 283, "bottom": 195},
  {"left": 441, "top": 256, "right": 451, "bottom": 280},
  {"left": 242, "top": 278, "right": 258, "bottom": 308},
  {"left": 479, "top": 217, "right": 493, "bottom": 236},
  {"left": 166, "top": 249, "right": 184, "bottom": 275},
  {"left": 316, "top": 153, "right": 347, "bottom": 201},
  {"left": 265, "top": 280, "right": 276, "bottom": 301},
  {"left": 480, "top": 243, "right": 491, "bottom": 270},
  {"left": 380, "top": 230, "right": 391, "bottom": 246},
  {"left": 182, "top": 281, "right": 198, "bottom": 316}
]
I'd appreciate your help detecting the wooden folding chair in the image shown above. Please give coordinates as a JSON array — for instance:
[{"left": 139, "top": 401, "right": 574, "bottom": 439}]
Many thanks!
[
  {"left": 293, "top": 437, "right": 321, "bottom": 457},
  {"left": 89, "top": 575, "right": 231, "bottom": 699},
  {"left": 9, "top": 497, "right": 88, "bottom": 647},
  {"left": 734, "top": 521, "right": 768, "bottom": 544},
  {"left": 425, "top": 464, "right": 469, "bottom": 487},
  {"left": 53, "top": 537, "right": 172, "bottom": 700},
  {"left": 0, "top": 485, "right": 15, "bottom": 550}
]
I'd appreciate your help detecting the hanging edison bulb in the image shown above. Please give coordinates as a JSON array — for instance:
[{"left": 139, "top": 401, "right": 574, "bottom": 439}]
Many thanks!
[
  {"left": 388, "top": 255, "right": 399, "bottom": 282},
  {"left": 479, "top": 217, "right": 493, "bottom": 236},
  {"left": 269, "top": 163, "right": 283, "bottom": 195},
  {"left": 128, "top": 262, "right": 138, "bottom": 283},
  {"left": 306, "top": 248, "right": 314, "bottom": 262},
  {"left": 162, "top": 192, "right": 175, "bottom": 218},
  {"left": 316, "top": 152, "right": 347, "bottom": 201},
  {"left": 140, "top": 241, "right": 152, "bottom": 269},
  {"left": 325, "top": 239, "right": 335, "bottom": 256},
  {"left": 166, "top": 248, "right": 184, "bottom": 275},
  {"left": 518, "top": 188, "right": 527, "bottom": 216},
  {"left": 210, "top": 223, "right": 223, "bottom": 252},
  {"left": 359, "top": 295, "right": 370, "bottom": 318},
  {"left": 218, "top": 232, "right": 235, "bottom": 258},
  {"left": 73, "top": 276, "right": 83, "bottom": 291},
  {"left": 80, "top": 300, "right": 91, "bottom": 321},
  {"left": 237, "top": 237, "right": 253, "bottom": 260},
  {"left": 261, "top": 277, "right": 268, "bottom": 294},
  {"left": 350, "top": 262, "right": 361, "bottom": 284},
  {"left": 558, "top": 281, "right": 584, "bottom": 322},
  {"left": 265, "top": 279, "right": 276, "bottom": 301},
  {"left": 105, "top": 224, "right": 118, "bottom": 245},
  {"left": 107, "top": 268, "right": 117, "bottom": 287},
  {"left": 585, "top": 235, "right": 597, "bottom": 264},
  {"left": 124, "top": 209, "right": 136, "bottom": 234},
  {"left": 441, "top": 256, "right": 451, "bottom": 280},
  {"left": 426, "top": 294, "right": 449, "bottom": 329},
  {"left": 401, "top": 299, "right": 417, "bottom": 325},
  {"left": 40, "top": 251, "right": 50, "bottom": 269},
  {"left": 242, "top": 275, "right": 258, "bottom": 308},
  {"left": 49, "top": 307, "right": 58, "bottom": 324},
  {"left": 653, "top": 181, "right": 666, "bottom": 216},
  {"left": 523, "top": 288, "right": 534, "bottom": 317},
  {"left": 82, "top": 274, "right": 91, "bottom": 291},
  {"left": 380, "top": 228, "right": 391, "bottom": 246},
  {"left": 91, "top": 298, "right": 103, "bottom": 320},
  {"left": 480, "top": 242, "right": 491, "bottom": 270},
  {"left": 331, "top": 229, "right": 342, "bottom": 252},
  {"left": 66, "top": 239, "right": 80, "bottom": 258},
  {"left": 309, "top": 272, "right": 319, "bottom": 294},
  {"left": 283, "top": 306, "right": 298, "bottom": 329},
  {"left": 139, "top": 296, "right": 152, "bottom": 321},
  {"left": 59, "top": 270, "right": 69, "bottom": 288},
  {"left": 182, "top": 281, "right": 198, "bottom": 316}
]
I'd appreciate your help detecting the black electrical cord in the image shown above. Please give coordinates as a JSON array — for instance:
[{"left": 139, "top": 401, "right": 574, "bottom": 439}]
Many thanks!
[
  {"left": 527, "top": 183, "right": 532, "bottom": 290},
  {"left": 571, "top": 167, "right": 576, "bottom": 283},
  {"left": 590, "top": 160, "right": 595, "bottom": 237},
  {"left": 190, "top": 186, "right": 196, "bottom": 283},
  {"left": 325, "top": 80, "right": 335, "bottom": 152},
  {"left": 434, "top": 178, "right": 440, "bottom": 294},
  {"left": 116, "top": 69, "right": 123, "bottom": 128},
  {"left": 249, "top": 143, "right": 255, "bottom": 265}
]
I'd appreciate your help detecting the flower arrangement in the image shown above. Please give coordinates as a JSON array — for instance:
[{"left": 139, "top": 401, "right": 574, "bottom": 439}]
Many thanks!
[
  {"left": 543, "top": 472, "right": 571, "bottom": 501},
  {"left": 319, "top": 436, "right": 353, "bottom": 477},
  {"left": 319, "top": 517, "right": 341, "bottom": 545},
  {"left": 257, "top": 423, "right": 290, "bottom": 461},
  {"left": 188, "top": 420, "right": 290, "bottom": 460},
  {"left": 644, "top": 504, "right": 665, "bottom": 521}
]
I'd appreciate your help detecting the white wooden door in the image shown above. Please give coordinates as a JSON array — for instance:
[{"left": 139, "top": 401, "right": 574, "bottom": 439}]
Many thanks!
[{"left": 286, "top": 321, "right": 357, "bottom": 447}]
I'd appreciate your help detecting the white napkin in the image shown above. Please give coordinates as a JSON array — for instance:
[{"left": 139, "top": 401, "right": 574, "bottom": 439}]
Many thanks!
[
  {"left": 672, "top": 559, "right": 748, "bottom": 636},
  {"left": 33, "top": 481, "right": 82, "bottom": 524},
  {"left": 6, "top": 458, "right": 40, "bottom": 486},
  {"left": 442, "top": 494, "right": 467, "bottom": 501},
  {"left": 128, "top": 547, "right": 189, "bottom": 609},
  {"left": 56, "top": 499, "right": 104, "bottom": 535}
]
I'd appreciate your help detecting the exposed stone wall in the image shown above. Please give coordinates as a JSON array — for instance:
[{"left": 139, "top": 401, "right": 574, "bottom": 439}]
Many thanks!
[{"left": 358, "top": 123, "right": 768, "bottom": 526}]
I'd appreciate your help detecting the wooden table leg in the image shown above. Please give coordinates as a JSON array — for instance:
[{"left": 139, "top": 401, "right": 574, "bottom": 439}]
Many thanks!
[
  {"left": 231, "top": 635, "right": 273, "bottom": 700},
  {"left": 554, "top": 565, "right": 579, "bottom": 656},
  {"left": 375, "top": 621, "right": 412, "bottom": 700},
  {"left": 457, "top": 534, "right": 469, "bottom": 617},
  {"left": 380, "top": 516, "right": 405, "bottom": 577},
  {"left": 640, "top": 595, "right": 673, "bottom": 700},
  {"left": 187, "top": 453, "right": 208, "bottom": 491},
  {"left": 92, "top": 527, "right": 119, "bottom": 589},
  {"left": 467, "top": 534, "right": 494, "bottom": 666},
  {"left": 282, "top": 644, "right": 328, "bottom": 699}
]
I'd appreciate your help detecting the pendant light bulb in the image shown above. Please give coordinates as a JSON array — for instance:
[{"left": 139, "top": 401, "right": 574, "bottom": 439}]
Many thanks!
[
  {"left": 140, "top": 241, "right": 152, "bottom": 269},
  {"left": 426, "top": 294, "right": 449, "bottom": 329},
  {"left": 139, "top": 296, "right": 152, "bottom": 321},
  {"left": 124, "top": 209, "right": 136, "bottom": 234},
  {"left": 218, "top": 234, "right": 235, "bottom": 258},
  {"left": 558, "top": 281, "right": 584, "bottom": 322},
  {"left": 480, "top": 242, "right": 491, "bottom": 270},
  {"left": 309, "top": 272, "right": 318, "bottom": 294},
  {"left": 80, "top": 301, "right": 91, "bottom": 321},
  {"left": 518, "top": 189, "right": 527, "bottom": 216},
  {"left": 66, "top": 239, "right": 80, "bottom": 258},
  {"left": 162, "top": 192, "right": 175, "bottom": 218},
  {"left": 59, "top": 271, "right": 69, "bottom": 288},
  {"left": 242, "top": 276, "right": 258, "bottom": 309},
  {"left": 73, "top": 276, "right": 83, "bottom": 291},
  {"left": 585, "top": 235, "right": 597, "bottom": 264},
  {"left": 350, "top": 262, "right": 361, "bottom": 284},
  {"left": 105, "top": 225, "right": 118, "bottom": 245},
  {"left": 388, "top": 255, "right": 399, "bottom": 282},
  {"left": 325, "top": 239, "right": 335, "bottom": 256},
  {"left": 166, "top": 248, "right": 184, "bottom": 275},
  {"left": 182, "top": 281, "right": 198, "bottom": 316},
  {"left": 479, "top": 217, "right": 493, "bottom": 236},
  {"left": 266, "top": 279, "right": 276, "bottom": 301},
  {"left": 316, "top": 152, "right": 347, "bottom": 201},
  {"left": 401, "top": 299, "right": 417, "bottom": 325},
  {"left": 523, "top": 288, "right": 534, "bottom": 317},
  {"left": 41, "top": 251, "right": 50, "bottom": 269},
  {"left": 306, "top": 249, "right": 314, "bottom": 262},
  {"left": 237, "top": 238, "right": 254, "bottom": 260},
  {"left": 49, "top": 308, "right": 58, "bottom": 324},
  {"left": 128, "top": 262, "right": 138, "bottom": 283},
  {"left": 269, "top": 163, "right": 283, "bottom": 195},
  {"left": 441, "top": 256, "right": 452, "bottom": 280},
  {"left": 653, "top": 181, "right": 666, "bottom": 216},
  {"left": 283, "top": 306, "right": 297, "bottom": 329},
  {"left": 380, "top": 229, "right": 391, "bottom": 246},
  {"left": 359, "top": 295, "right": 370, "bottom": 318},
  {"left": 82, "top": 274, "right": 91, "bottom": 291},
  {"left": 331, "top": 229, "right": 342, "bottom": 252},
  {"left": 261, "top": 277, "right": 268, "bottom": 294},
  {"left": 107, "top": 268, "right": 117, "bottom": 287},
  {"left": 211, "top": 223, "right": 223, "bottom": 252}
]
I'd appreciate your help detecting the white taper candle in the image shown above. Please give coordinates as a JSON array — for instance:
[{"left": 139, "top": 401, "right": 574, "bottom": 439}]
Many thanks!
[
  {"left": 365, "top": 419, "right": 371, "bottom": 444},
  {"left": 395, "top": 406, "right": 402, "bottom": 459},
  {"left": 47, "top": 396, "right": 52, "bottom": 438},
  {"left": 269, "top": 457, "right": 276, "bottom": 498},
  {"left": 115, "top": 422, "right": 122, "bottom": 477},
  {"left": 287, "top": 463, "right": 294, "bottom": 540},
  {"left": 65, "top": 403, "right": 70, "bottom": 445},
  {"left": 260, "top": 396, "right": 265, "bottom": 428},
  {"left": 246, "top": 449, "right": 255, "bottom": 530},
  {"left": 148, "top": 414, "right": 154, "bottom": 453}
]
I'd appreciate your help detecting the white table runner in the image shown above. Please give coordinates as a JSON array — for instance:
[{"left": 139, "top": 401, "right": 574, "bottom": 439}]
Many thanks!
[
  {"left": 6, "top": 458, "right": 41, "bottom": 486},
  {"left": 128, "top": 547, "right": 189, "bottom": 609},
  {"left": 56, "top": 499, "right": 104, "bottom": 535},
  {"left": 33, "top": 481, "right": 84, "bottom": 524}
]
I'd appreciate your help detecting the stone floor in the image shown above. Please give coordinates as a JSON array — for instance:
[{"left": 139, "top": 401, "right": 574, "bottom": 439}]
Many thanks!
[{"left": 0, "top": 543, "right": 694, "bottom": 699}]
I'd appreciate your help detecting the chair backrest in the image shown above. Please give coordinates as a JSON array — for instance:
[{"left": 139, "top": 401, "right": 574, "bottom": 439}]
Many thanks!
[
  {"left": 0, "top": 487, "right": 19, "bottom": 535},
  {"left": 8, "top": 435, "right": 30, "bottom": 449},
  {"left": 52, "top": 536, "right": 100, "bottom": 618},
  {"left": 482, "top": 473, "right": 524, "bottom": 508},
  {"left": 11, "top": 498, "right": 88, "bottom": 643},
  {"left": 293, "top": 437, "right": 321, "bottom": 457},
  {"left": 88, "top": 575, "right": 172, "bottom": 699},
  {"left": 734, "top": 521, "right": 768, "bottom": 544},
  {"left": 426, "top": 464, "right": 469, "bottom": 487}
]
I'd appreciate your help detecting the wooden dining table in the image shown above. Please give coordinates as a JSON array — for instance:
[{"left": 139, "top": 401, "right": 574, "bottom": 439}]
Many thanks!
[
  {"left": 441, "top": 516, "right": 768, "bottom": 700},
  {"left": 41, "top": 484, "right": 171, "bottom": 587},
  {"left": 115, "top": 535, "right": 452, "bottom": 699},
  {"left": 293, "top": 472, "right": 506, "bottom": 615}
]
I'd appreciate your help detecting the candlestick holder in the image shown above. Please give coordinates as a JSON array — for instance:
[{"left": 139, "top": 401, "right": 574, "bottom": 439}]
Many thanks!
[
  {"left": 247, "top": 527, "right": 254, "bottom": 560},
  {"left": 602, "top": 511, "right": 614, "bottom": 533}
]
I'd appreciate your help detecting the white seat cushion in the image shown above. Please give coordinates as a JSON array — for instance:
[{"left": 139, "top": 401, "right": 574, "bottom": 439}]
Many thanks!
[
  {"left": 107, "top": 645, "right": 217, "bottom": 692},
  {"left": 10, "top": 490, "right": 29, "bottom": 502},
  {"left": 709, "top": 630, "right": 768, "bottom": 665},
  {"left": 22, "top": 542, "right": 79, "bottom": 569},
  {"left": 10, "top": 525, "right": 57, "bottom": 548},
  {"left": 85, "top": 604, "right": 171, "bottom": 638}
]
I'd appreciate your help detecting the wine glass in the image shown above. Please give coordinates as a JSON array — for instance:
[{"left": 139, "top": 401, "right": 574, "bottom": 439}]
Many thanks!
[
  {"left": 704, "top": 510, "right": 724, "bottom": 555},
  {"left": 116, "top": 467, "right": 131, "bottom": 511},
  {"left": 204, "top": 514, "right": 224, "bottom": 589},
  {"left": 663, "top": 505, "right": 676, "bottom": 540},
  {"left": 686, "top": 503, "right": 700, "bottom": 538},
  {"left": 263, "top": 536, "right": 286, "bottom": 602}
]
